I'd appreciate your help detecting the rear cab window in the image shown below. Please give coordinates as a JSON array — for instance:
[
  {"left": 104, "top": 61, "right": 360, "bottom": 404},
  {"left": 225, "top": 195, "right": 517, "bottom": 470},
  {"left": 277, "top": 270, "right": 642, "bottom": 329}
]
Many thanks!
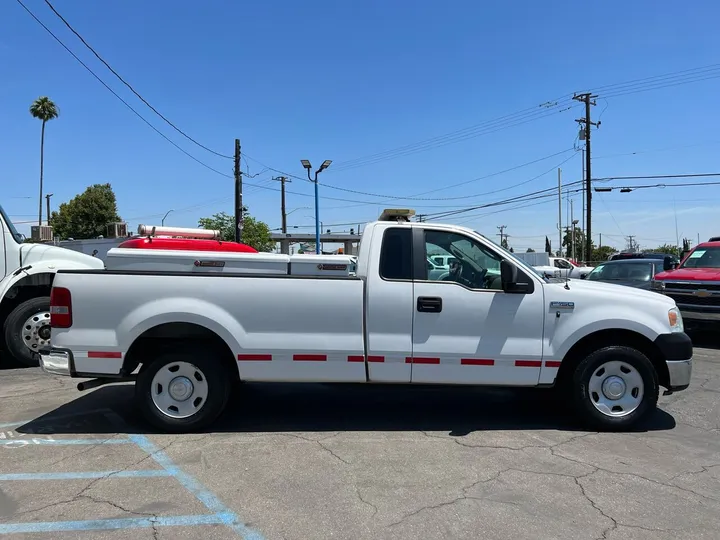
[{"left": 379, "top": 228, "right": 413, "bottom": 280}]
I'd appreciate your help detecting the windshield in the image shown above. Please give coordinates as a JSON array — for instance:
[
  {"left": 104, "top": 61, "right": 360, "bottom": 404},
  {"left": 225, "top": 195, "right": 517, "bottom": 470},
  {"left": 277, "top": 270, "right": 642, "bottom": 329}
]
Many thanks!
[
  {"left": 476, "top": 232, "right": 548, "bottom": 281},
  {"left": 587, "top": 262, "right": 654, "bottom": 282},
  {"left": 681, "top": 247, "right": 720, "bottom": 269},
  {"left": 0, "top": 204, "right": 23, "bottom": 244}
]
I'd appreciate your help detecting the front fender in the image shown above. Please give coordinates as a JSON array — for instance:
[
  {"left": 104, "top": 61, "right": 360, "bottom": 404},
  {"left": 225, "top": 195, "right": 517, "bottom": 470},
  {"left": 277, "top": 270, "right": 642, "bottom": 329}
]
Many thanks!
[
  {"left": 547, "top": 304, "right": 668, "bottom": 362},
  {"left": 0, "top": 261, "right": 102, "bottom": 301}
]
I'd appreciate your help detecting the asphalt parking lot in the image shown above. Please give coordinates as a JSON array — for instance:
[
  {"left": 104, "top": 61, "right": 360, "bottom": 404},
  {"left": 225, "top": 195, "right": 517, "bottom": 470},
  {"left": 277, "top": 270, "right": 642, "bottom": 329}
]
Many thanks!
[{"left": 0, "top": 341, "right": 719, "bottom": 539}]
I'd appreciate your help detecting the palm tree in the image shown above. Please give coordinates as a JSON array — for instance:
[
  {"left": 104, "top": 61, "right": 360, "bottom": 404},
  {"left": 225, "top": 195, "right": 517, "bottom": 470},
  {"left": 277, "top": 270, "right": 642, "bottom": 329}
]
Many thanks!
[{"left": 29, "top": 97, "right": 59, "bottom": 226}]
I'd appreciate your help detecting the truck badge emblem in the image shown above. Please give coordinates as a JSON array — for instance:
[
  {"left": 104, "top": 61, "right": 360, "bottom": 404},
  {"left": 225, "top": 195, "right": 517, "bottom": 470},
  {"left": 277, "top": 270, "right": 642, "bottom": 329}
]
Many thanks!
[
  {"left": 694, "top": 289, "right": 711, "bottom": 298},
  {"left": 550, "top": 301, "right": 575, "bottom": 309}
]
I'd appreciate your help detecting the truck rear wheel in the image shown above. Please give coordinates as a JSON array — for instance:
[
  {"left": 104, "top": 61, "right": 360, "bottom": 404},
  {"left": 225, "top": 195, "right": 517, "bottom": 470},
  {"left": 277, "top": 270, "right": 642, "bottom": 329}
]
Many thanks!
[
  {"left": 572, "top": 345, "right": 659, "bottom": 431},
  {"left": 135, "top": 349, "right": 231, "bottom": 433},
  {"left": 3, "top": 296, "right": 51, "bottom": 367}
]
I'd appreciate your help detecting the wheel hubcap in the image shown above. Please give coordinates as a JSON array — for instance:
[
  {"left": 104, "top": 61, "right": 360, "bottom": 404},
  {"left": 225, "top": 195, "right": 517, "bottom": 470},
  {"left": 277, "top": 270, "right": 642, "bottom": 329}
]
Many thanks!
[
  {"left": 168, "top": 376, "right": 194, "bottom": 401},
  {"left": 602, "top": 376, "right": 626, "bottom": 400},
  {"left": 588, "top": 360, "right": 645, "bottom": 418},
  {"left": 21, "top": 311, "right": 51, "bottom": 352},
  {"left": 150, "top": 362, "right": 209, "bottom": 419}
]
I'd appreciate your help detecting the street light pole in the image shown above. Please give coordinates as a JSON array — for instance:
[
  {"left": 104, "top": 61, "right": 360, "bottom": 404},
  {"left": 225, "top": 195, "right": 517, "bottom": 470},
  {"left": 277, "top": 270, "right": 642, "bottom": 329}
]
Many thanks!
[
  {"left": 301, "top": 159, "right": 332, "bottom": 254},
  {"left": 161, "top": 209, "right": 174, "bottom": 226}
]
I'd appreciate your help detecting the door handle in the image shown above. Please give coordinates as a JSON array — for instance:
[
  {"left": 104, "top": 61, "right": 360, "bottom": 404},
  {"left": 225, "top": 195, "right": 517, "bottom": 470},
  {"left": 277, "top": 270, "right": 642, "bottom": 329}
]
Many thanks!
[{"left": 417, "top": 296, "right": 442, "bottom": 313}]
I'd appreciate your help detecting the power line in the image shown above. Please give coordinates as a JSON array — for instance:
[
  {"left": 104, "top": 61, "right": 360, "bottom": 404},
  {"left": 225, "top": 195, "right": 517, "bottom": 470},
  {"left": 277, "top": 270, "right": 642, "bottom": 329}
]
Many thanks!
[
  {"left": 16, "top": 0, "right": 233, "bottom": 179},
  {"left": 317, "top": 148, "right": 578, "bottom": 202},
  {"left": 41, "top": 0, "right": 233, "bottom": 159}
]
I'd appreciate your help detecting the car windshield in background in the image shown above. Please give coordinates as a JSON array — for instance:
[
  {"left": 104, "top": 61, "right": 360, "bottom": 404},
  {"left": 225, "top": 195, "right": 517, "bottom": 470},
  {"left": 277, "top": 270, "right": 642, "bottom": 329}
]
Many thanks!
[
  {"left": 587, "top": 262, "right": 654, "bottom": 282},
  {"left": 681, "top": 247, "right": 720, "bottom": 269}
]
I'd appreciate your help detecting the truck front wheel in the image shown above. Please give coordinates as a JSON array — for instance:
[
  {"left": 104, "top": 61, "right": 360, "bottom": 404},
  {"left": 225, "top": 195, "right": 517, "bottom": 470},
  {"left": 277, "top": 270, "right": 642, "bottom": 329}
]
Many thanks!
[
  {"left": 572, "top": 345, "right": 659, "bottom": 431},
  {"left": 135, "top": 349, "right": 231, "bottom": 433},
  {"left": 3, "top": 296, "right": 51, "bottom": 367}
]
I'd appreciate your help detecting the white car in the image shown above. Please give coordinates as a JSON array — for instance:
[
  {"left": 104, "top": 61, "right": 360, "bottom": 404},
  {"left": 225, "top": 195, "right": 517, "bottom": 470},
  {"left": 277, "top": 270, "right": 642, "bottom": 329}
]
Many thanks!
[{"left": 40, "top": 209, "right": 692, "bottom": 433}]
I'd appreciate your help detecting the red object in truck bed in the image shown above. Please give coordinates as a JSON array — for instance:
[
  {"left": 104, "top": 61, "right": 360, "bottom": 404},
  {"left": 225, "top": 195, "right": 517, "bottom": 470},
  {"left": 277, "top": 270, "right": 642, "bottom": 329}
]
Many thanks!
[{"left": 118, "top": 237, "right": 258, "bottom": 253}]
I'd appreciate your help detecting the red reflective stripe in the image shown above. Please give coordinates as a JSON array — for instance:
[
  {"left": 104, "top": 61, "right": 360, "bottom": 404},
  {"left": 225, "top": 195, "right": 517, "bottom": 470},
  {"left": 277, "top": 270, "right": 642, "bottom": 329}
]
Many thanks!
[
  {"left": 88, "top": 351, "right": 122, "bottom": 359},
  {"left": 349, "top": 355, "right": 385, "bottom": 363},
  {"left": 515, "top": 360, "right": 542, "bottom": 367},
  {"left": 406, "top": 357, "right": 440, "bottom": 365},
  {"left": 545, "top": 360, "right": 562, "bottom": 368},
  {"left": 461, "top": 358, "right": 494, "bottom": 366},
  {"left": 293, "top": 354, "right": 327, "bottom": 361},
  {"left": 237, "top": 354, "right": 272, "bottom": 361}
]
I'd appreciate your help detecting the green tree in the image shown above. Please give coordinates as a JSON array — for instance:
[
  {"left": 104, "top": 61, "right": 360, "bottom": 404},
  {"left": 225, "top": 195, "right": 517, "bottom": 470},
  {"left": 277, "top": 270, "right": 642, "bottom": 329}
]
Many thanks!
[
  {"left": 562, "top": 228, "right": 594, "bottom": 259},
  {"left": 647, "top": 244, "right": 681, "bottom": 257},
  {"left": 501, "top": 237, "right": 509, "bottom": 249},
  {"left": 592, "top": 245, "right": 617, "bottom": 262},
  {"left": 50, "top": 183, "right": 121, "bottom": 239},
  {"left": 198, "top": 209, "right": 274, "bottom": 252},
  {"left": 29, "top": 97, "right": 59, "bottom": 226},
  {"left": 526, "top": 248, "right": 535, "bottom": 253}
]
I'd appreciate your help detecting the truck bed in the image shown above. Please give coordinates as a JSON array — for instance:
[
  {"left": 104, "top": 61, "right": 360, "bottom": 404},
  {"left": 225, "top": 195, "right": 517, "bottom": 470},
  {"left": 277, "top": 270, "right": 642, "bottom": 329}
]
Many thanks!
[{"left": 52, "top": 269, "right": 367, "bottom": 381}]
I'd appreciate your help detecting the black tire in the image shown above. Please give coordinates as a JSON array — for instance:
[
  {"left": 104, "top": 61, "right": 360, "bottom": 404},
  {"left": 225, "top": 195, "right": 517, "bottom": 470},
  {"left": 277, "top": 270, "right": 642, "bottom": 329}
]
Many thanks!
[
  {"left": 3, "top": 296, "right": 51, "bottom": 367},
  {"left": 572, "top": 345, "right": 659, "bottom": 431},
  {"left": 135, "top": 348, "right": 231, "bottom": 433}
]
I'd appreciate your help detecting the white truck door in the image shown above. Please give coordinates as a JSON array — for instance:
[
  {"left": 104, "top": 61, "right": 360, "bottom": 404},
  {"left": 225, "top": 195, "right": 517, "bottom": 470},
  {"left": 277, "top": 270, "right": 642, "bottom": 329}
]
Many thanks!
[
  {"left": 364, "top": 226, "right": 413, "bottom": 382},
  {"left": 410, "top": 228, "right": 545, "bottom": 386}
]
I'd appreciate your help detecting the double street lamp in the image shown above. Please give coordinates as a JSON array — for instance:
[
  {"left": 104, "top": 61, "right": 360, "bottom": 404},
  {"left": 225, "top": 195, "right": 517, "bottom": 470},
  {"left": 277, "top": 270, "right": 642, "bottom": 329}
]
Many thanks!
[{"left": 301, "top": 159, "right": 332, "bottom": 254}]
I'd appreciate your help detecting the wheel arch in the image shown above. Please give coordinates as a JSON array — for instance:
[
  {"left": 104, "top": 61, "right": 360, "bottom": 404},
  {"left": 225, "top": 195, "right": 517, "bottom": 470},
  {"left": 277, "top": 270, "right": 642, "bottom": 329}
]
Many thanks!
[
  {"left": 123, "top": 322, "right": 239, "bottom": 384},
  {"left": 556, "top": 328, "right": 670, "bottom": 390}
]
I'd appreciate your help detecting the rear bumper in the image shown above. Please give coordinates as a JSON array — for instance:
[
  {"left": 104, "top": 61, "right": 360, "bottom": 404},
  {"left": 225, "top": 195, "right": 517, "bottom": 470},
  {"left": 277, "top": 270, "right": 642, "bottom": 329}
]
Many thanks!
[
  {"left": 653, "top": 333, "right": 693, "bottom": 391},
  {"left": 39, "top": 347, "right": 75, "bottom": 377}
]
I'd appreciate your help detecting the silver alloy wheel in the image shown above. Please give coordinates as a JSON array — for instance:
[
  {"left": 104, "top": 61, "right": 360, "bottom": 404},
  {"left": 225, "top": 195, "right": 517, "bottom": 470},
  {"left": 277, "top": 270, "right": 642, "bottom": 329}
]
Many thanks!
[
  {"left": 587, "top": 360, "right": 645, "bottom": 417},
  {"left": 150, "top": 361, "right": 209, "bottom": 419},
  {"left": 21, "top": 311, "right": 51, "bottom": 353}
]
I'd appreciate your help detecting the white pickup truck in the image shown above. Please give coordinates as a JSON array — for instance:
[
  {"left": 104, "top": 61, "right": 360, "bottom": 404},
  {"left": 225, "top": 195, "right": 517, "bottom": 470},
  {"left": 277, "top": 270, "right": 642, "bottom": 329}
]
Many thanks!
[{"left": 40, "top": 209, "right": 692, "bottom": 433}]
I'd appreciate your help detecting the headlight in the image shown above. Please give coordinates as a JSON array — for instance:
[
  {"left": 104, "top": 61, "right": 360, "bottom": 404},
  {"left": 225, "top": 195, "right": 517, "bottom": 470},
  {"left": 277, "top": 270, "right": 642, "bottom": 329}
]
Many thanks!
[
  {"left": 651, "top": 280, "right": 665, "bottom": 292},
  {"left": 668, "top": 307, "right": 684, "bottom": 333}
]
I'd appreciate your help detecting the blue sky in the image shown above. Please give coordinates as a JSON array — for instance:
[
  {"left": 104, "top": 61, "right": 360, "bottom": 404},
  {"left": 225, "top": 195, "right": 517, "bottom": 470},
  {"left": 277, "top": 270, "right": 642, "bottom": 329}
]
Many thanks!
[{"left": 2, "top": 0, "right": 720, "bottom": 253}]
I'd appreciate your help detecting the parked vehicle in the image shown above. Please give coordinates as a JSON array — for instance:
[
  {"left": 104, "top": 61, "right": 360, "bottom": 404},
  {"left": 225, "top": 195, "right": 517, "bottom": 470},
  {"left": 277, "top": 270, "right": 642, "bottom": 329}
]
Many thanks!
[
  {"left": 652, "top": 240, "right": 720, "bottom": 327},
  {"left": 610, "top": 252, "right": 679, "bottom": 271},
  {"left": 39, "top": 209, "right": 692, "bottom": 433},
  {"left": 0, "top": 204, "right": 105, "bottom": 366},
  {"left": 550, "top": 257, "right": 595, "bottom": 279},
  {"left": 584, "top": 259, "right": 662, "bottom": 290}
]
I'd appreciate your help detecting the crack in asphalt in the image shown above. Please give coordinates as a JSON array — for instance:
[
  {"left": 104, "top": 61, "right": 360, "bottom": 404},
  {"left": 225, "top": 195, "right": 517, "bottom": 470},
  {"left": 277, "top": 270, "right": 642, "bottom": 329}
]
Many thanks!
[
  {"left": 355, "top": 487, "right": 378, "bottom": 518},
  {"left": 279, "top": 433, "right": 351, "bottom": 465},
  {"left": 387, "top": 429, "right": 719, "bottom": 534}
]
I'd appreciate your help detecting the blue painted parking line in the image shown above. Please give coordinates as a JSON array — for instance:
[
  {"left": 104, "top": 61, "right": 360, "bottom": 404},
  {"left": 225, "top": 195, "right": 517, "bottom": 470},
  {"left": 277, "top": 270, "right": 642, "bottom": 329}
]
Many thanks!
[
  {"left": 0, "top": 514, "right": 232, "bottom": 534},
  {"left": 0, "top": 438, "right": 132, "bottom": 446},
  {"left": 130, "top": 435, "right": 265, "bottom": 540},
  {"left": 0, "top": 419, "right": 265, "bottom": 539},
  {"left": 0, "top": 470, "right": 172, "bottom": 481}
]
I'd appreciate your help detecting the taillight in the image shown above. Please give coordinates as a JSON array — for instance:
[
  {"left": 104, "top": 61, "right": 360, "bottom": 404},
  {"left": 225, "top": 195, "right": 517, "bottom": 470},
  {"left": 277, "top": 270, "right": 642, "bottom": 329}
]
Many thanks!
[{"left": 50, "top": 287, "right": 73, "bottom": 328}]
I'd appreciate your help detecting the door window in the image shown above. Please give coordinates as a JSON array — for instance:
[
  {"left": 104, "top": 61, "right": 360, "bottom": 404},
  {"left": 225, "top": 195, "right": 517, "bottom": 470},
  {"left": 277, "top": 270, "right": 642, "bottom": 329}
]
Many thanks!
[
  {"left": 379, "top": 228, "right": 413, "bottom": 280},
  {"left": 423, "top": 230, "right": 503, "bottom": 290}
]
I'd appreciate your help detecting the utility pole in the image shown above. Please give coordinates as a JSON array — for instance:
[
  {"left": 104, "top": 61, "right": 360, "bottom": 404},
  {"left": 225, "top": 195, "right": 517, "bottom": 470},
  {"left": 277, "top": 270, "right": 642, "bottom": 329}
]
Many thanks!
[
  {"left": 45, "top": 193, "right": 53, "bottom": 226},
  {"left": 570, "top": 199, "right": 576, "bottom": 261},
  {"left": 581, "top": 147, "right": 586, "bottom": 261},
  {"left": 573, "top": 93, "right": 599, "bottom": 265},
  {"left": 557, "top": 169, "right": 562, "bottom": 258},
  {"left": 273, "top": 176, "right": 291, "bottom": 233},
  {"left": 234, "top": 139, "right": 243, "bottom": 243},
  {"left": 599, "top": 233, "right": 602, "bottom": 249},
  {"left": 497, "top": 225, "right": 507, "bottom": 248}
]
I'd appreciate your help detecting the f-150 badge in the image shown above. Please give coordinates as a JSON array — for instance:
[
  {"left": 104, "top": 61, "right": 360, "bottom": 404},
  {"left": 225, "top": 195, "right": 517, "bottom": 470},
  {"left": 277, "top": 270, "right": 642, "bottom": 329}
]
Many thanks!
[{"left": 550, "top": 301, "right": 575, "bottom": 310}]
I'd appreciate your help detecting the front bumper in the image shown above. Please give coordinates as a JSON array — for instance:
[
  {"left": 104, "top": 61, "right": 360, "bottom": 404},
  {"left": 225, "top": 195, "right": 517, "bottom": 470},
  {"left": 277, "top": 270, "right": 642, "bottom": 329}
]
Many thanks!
[
  {"left": 39, "top": 347, "right": 74, "bottom": 377},
  {"left": 653, "top": 333, "right": 693, "bottom": 391}
]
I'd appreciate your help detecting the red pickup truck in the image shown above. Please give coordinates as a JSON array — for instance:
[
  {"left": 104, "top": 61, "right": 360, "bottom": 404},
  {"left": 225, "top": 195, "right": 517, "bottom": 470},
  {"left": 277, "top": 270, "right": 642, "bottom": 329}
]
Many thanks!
[{"left": 652, "top": 240, "right": 720, "bottom": 327}]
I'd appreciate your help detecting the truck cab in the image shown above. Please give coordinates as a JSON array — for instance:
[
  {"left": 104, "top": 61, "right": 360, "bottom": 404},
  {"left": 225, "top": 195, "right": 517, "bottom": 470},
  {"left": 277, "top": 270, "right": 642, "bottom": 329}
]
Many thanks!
[{"left": 0, "top": 204, "right": 105, "bottom": 366}]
